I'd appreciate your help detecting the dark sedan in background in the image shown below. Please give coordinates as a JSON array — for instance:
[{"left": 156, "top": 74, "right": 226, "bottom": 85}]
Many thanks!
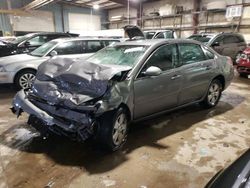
[{"left": 0, "top": 32, "right": 77, "bottom": 57}]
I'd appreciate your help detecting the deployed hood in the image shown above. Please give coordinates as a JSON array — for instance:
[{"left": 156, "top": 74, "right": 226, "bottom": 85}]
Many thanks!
[
  {"left": 0, "top": 54, "right": 43, "bottom": 67},
  {"left": 32, "top": 57, "right": 131, "bottom": 106},
  {"left": 123, "top": 25, "right": 145, "bottom": 40}
]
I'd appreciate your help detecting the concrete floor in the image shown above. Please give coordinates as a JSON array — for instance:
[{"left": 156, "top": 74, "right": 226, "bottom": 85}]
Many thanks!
[{"left": 0, "top": 75, "right": 249, "bottom": 188}]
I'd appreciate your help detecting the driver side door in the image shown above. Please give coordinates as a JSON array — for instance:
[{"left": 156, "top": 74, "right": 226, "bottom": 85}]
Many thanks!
[{"left": 133, "top": 44, "right": 183, "bottom": 119}]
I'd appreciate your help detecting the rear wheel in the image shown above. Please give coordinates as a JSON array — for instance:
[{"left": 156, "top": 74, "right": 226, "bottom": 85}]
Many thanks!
[
  {"left": 201, "top": 79, "right": 222, "bottom": 108},
  {"left": 95, "top": 107, "right": 128, "bottom": 151},
  {"left": 15, "top": 69, "right": 36, "bottom": 90}
]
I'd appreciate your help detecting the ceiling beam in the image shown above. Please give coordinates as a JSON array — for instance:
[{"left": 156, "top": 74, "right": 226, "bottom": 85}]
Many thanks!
[
  {"left": 108, "top": 0, "right": 139, "bottom": 9},
  {"left": 0, "top": 9, "right": 28, "bottom": 15}
]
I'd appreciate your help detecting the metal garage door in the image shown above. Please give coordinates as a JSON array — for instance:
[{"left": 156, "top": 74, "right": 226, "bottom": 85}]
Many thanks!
[
  {"left": 13, "top": 10, "right": 55, "bottom": 32},
  {"left": 68, "top": 13, "right": 101, "bottom": 36}
]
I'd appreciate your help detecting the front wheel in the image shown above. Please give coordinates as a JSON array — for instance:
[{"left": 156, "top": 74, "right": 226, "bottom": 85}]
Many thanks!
[
  {"left": 15, "top": 69, "right": 36, "bottom": 90},
  {"left": 95, "top": 107, "right": 128, "bottom": 151},
  {"left": 201, "top": 79, "right": 222, "bottom": 108}
]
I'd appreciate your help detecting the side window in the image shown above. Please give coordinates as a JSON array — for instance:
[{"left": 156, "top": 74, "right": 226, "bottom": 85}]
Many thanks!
[
  {"left": 203, "top": 47, "right": 215, "bottom": 59},
  {"left": 155, "top": 32, "right": 164, "bottom": 39},
  {"left": 212, "top": 36, "right": 224, "bottom": 44},
  {"left": 87, "top": 41, "right": 104, "bottom": 53},
  {"left": 27, "top": 35, "right": 48, "bottom": 46},
  {"left": 141, "top": 44, "right": 178, "bottom": 73},
  {"left": 223, "top": 36, "right": 239, "bottom": 44},
  {"left": 104, "top": 40, "right": 119, "bottom": 46},
  {"left": 179, "top": 43, "right": 206, "bottom": 64},
  {"left": 54, "top": 41, "right": 82, "bottom": 55},
  {"left": 237, "top": 35, "right": 245, "bottom": 43}
]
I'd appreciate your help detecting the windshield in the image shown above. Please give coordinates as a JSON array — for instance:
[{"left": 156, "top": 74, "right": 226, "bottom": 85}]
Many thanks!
[
  {"left": 188, "top": 35, "right": 213, "bottom": 43},
  {"left": 144, "top": 32, "right": 156, "bottom": 39},
  {"left": 87, "top": 45, "right": 149, "bottom": 67},
  {"left": 30, "top": 41, "right": 57, "bottom": 57},
  {"left": 11, "top": 33, "right": 34, "bottom": 44}
]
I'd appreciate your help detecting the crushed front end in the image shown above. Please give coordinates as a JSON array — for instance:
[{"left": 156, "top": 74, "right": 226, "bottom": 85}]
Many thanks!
[
  {"left": 12, "top": 89, "right": 98, "bottom": 141},
  {"left": 11, "top": 57, "right": 132, "bottom": 141}
]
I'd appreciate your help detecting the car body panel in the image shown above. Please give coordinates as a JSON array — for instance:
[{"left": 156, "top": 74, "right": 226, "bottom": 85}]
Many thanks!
[
  {"left": 0, "top": 32, "right": 73, "bottom": 57},
  {"left": 11, "top": 39, "right": 234, "bottom": 142},
  {"left": 188, "top": 33, "right": 247, "bottom": 61},
  {"left": 237, "top": 47, "right": 250, "bottom": 75},
  {"left": 205, "top": 149, "right": 250, "bottom": 188}
]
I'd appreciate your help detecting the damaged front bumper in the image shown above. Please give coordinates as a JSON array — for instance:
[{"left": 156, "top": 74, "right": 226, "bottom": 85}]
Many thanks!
[{"left": 12, "top": 90, "right": 98, "bottom": 141}]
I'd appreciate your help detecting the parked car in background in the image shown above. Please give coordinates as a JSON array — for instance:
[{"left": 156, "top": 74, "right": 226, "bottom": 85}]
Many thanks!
[
  {"left": 236, "top": 47, "right": 250, "bottom": 77},
  {"left": 205, "top": 149, "right": 250, "bottom": 188},
  {"left": 0, "top": 32, "right": 77, "bottom": 57},
  {"left": 188, "top": 32, "right": 247, "bottom": 63},
  {"left": 12, "top": 39, "right": 234, "bottom": 151},
  {"left": 0, "top": 38, "right": 119, "bottom": 89},
  {"left": 144, "top": 30, "right": 177, "bottom": 39}
]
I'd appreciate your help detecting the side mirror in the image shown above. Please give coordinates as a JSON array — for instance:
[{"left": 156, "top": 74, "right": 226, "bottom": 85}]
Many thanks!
[
  {"left": 212, "top": 41, "right": 220, "bottom": 47},
  {"left": 24, "top": 41, "right": 30, "bottom": 47},
  {"left": 143, "top": 66, "right": 162, "bottom": 77},
  {"left": 50, "top": 50, "right": 58, "bottom": 57}
]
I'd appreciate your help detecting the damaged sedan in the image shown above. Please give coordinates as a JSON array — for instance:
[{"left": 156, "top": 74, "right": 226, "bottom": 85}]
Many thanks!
[{"left": 12, "top": 39, "right": 234, "bottom": 151}]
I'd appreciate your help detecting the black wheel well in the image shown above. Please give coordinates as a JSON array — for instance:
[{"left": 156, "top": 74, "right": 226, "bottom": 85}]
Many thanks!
[
  {"left": 118, "top": 103, "right": 132, "bottom": 122},
  {"left": 213, "top": 75, "right": 225, "bottom": 90},
  {"left": 14, "top": 68, "right": 37, "bottom": 83}
]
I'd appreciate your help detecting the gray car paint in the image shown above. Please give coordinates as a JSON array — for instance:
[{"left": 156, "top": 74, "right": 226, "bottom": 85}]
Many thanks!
[{"left": 12, "top": 39, "right": 234, "bottom": 141}]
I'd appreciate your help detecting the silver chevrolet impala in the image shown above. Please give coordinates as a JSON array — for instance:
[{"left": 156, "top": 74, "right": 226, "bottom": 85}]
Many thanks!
[{"left": 12, "top": 39, "right": 234, "bottom": 151}]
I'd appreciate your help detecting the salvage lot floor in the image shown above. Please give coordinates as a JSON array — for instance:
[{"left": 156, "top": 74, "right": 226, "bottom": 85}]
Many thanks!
[{"left": 0, "top": 75, "right": 249, "bottom": 188}]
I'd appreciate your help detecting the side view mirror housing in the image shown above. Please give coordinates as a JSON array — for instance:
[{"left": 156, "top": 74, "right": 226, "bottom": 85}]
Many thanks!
[
  {"left": 143, "top": 66, "right": 162, "bottom": 77},
  {"left": 24, "top": 41, "right": 30, "bottom": 47},
  {"left": 50, "top": 50, "right": 58, "bottom": 57}
]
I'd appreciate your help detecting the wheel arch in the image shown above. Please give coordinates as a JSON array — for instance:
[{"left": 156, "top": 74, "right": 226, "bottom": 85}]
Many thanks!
[
  {"left": 13, "top": 68, "right": 37, "bottom": 83},
  {"left": 118, "top": 103, "right": 132, "bottom": 122},
  {"left": 213, "top": 75, "right": 225, "bottom": 90}
]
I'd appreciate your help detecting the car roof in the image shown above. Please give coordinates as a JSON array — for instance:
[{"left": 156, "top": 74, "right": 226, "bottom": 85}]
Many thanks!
[
  {"left": 115, "top": 39, "right": 202, "bottom": 47},
  {"left": 144, "top": 30, "right": 174, "bottom": 32},
  {"left": 51, "top": 37, "right": 121, "bottom": 43}
]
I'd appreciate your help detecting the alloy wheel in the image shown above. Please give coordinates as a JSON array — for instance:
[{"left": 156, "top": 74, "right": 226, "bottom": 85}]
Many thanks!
[
  {"left": 19, "top": 73, "right": 36, "bottom": 89},
  {"left": 207, "top": 82, "right": 220, "bottom": 105},
  {"left": 112, "top": 113, "right": 127, "bottom": 146}
]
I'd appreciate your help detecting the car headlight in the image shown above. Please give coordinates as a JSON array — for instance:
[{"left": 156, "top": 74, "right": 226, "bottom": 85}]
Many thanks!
[{"left": 0, "top": 66, "right": 6, "bottom": 72}]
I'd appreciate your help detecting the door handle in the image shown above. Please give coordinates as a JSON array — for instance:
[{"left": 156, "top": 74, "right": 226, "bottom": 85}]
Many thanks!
[{"left": 171, "top": 75, "right": 181, "bottom": 80}]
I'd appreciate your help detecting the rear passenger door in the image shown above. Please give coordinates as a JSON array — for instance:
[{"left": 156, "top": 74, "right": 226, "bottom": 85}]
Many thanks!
[
  {"left": 221, "top": 35, "right": 239, "bottom": 59},
  {"left": 178, "top": 43, "right": 214, "bottom": 105}
]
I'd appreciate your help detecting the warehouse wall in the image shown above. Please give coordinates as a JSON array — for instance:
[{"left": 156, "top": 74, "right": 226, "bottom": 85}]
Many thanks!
[
  {"left": 107, "top": 0, "right": 250, "bottom": 40},
  {"left": 0, "top": 0, "right": 108, "bottom": 36}
]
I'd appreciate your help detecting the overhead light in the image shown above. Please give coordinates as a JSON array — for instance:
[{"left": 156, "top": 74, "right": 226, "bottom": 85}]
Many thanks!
[{"left": 93, "top": 4, "right": 99, "bottom": 10}]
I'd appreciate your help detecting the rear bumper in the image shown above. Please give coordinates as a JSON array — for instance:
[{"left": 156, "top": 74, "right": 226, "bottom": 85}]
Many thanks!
[
  {"left": 237, "top": 66, "right": 250, "bottom": 74},
  {"left": 12, "top": 90, "right": 96, "bottom": 141}
]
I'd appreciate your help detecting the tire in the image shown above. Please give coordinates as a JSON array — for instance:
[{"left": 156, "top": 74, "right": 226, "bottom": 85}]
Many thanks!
[
  {"left": 95, "top": 107, "right": 128, "bottom": 151},
  {"left": 201, "top": 79, "right": 222, "bottom": 108},
  {"left": 239, "top": 73, "right": 247, "bottom": 78},
  {"left": 14, "top": 69, "right": 36, "bottom": 90}
]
